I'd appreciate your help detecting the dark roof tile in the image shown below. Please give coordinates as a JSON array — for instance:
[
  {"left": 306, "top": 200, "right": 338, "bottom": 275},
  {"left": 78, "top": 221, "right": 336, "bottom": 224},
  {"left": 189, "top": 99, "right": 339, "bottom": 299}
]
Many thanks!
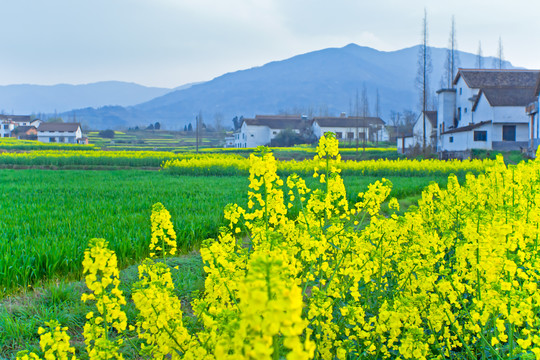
[
  {"left": 313, "top": 116, "right": 385, "bottom": 128},
  {"left": 38, "top": 122, "right": 81, "bottom": 132}
]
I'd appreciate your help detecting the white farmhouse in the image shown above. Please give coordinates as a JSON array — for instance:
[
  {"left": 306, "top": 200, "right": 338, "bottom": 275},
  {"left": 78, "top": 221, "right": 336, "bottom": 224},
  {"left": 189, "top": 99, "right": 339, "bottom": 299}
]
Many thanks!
[
  {"left": 437, "top": 69, "right": 540, "bottom": 157},
  {"left": 234, "top": 115, "right": 308, "bottom": 148},
  {"left": 396, "top": 111, "right": 437, "bottom": 152},
  {"left": 312, "top": 115, "right": 386, "bottom": 143},
  {"left": 37, "top": 122, "right": 84, "bottom": 144},
  {"left": 0, "top": 115, "right": 41, "bottom": 138}
]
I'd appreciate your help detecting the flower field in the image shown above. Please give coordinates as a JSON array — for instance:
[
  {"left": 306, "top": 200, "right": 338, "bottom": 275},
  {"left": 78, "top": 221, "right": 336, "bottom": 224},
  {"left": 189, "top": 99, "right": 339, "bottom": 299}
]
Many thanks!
[{"left": 8, "top": 134, "right": 540, "bottom": 359}]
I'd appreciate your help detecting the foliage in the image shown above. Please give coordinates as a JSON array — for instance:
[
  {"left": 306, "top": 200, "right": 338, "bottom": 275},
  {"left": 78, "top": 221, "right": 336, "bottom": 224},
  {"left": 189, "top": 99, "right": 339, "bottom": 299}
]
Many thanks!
[{"left": 98, "top": 130, "right": 115, "bottom": 139}]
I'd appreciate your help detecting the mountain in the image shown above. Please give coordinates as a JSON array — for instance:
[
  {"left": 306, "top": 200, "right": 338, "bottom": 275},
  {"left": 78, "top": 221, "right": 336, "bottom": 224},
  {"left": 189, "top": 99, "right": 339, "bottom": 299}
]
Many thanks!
[
  {"left": 0, "top": 81, "right": 174, "bottom": 114},
  {"left": 67, "top": 44, "right": 515, "bottom": 129}
]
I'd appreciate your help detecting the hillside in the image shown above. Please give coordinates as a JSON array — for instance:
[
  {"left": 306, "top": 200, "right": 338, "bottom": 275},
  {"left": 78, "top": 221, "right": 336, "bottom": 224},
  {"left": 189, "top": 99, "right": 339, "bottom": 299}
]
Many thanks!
[
  {"left": 0, "top": 81, "right": 173, "bottom": 115},
  {"left": 66, "top": 44, "right": 513, "bottom": 129}
]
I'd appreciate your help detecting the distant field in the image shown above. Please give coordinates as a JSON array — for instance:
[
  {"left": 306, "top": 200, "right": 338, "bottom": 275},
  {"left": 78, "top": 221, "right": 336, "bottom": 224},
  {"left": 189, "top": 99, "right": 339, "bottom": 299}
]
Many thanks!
[{"left": 0, "top": 169, "right": 452, "bottom": 296}]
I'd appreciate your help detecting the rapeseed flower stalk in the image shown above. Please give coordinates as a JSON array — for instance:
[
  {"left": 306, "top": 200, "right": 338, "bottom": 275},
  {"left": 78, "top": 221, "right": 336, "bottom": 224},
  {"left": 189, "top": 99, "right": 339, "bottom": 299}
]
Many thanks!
[
  {"left": 132, "top": 259, "right": 194, "bottom": 359},
  {"left": 16, "top": 320, "right": 77, "bottom": 360},
  {"left": 149, "top": 202, "right": 177, "bottom": 258},
  {"left": 81, "top": 238, "right": 127, "bottom": 359}
]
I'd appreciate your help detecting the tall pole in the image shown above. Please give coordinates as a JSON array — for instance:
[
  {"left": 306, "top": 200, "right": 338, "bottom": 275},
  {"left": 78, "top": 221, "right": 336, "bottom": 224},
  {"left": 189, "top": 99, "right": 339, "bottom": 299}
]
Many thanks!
[{"left": 196, "top": 114, "right": 199, "bottom": 153}]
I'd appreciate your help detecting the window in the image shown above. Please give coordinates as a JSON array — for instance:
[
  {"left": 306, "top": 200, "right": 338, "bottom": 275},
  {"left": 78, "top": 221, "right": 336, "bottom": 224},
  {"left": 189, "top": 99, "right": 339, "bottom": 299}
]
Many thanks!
[
  {"left": 3, "top": 134, "right": 8, "bottom": 138},
  {"left": 49, "top": 137, "right": 56, "bottom": 142},
  {"left": 464, "top": 108, "right": 468, "bottom": 114},
  {"left": 457, "top": 107, "right": 461, "bottom": 121},
  {"left": 3, "top": 125, "right": 8, "bottom": 129},
  {"left": 59, "top": 137, "right": 65, "bottom": 143},
  {"left": 273, "top": 131, "right": 277, "bottom": 135},
  {"left": 347, "top": 132, "right": 354, "bottom": 139},
  {"left": 502, "top": 125, "right": 516, "bottom": 141},
  {"left": 250, "top": 134, "right": 254, "bottom": 137},
  {"left": 335, "top": 132, "right": 343, "bottom": 139},
  {"left": 474, "top": 130, "right": 487, "bottom": 141},
  {"left": 449, "top": 136, "right": 454, "bottom": 143},
  {"left": 460, "top": 88, "right": 462, "bottom": 95}
]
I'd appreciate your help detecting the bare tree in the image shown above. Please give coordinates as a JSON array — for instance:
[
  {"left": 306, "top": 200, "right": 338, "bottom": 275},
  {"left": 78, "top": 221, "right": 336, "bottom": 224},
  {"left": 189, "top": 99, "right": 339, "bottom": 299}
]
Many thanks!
[
  {"left": 214, "top": 112, "right": 223, "bottom": 131},
  {"left": 361, "top": 83, "right": 370, "bottom": 150},
  {"left": 443, "top": 16, "right": 460, "bottom": 88},
  {"left": 416, "top": 8, "right": 433, "bottom": 150},
  {"left": 492, "top": 36, "right": 504, "bottom": 69},
  {"left": 476, "top": 41, "right": 484, "bottom": 69}
]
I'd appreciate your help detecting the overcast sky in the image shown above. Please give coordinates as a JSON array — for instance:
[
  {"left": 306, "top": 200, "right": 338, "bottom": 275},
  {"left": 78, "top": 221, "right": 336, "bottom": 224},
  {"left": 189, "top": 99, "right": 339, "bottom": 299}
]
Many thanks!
[{"left": 1, "top": 0, "right": 537, "bottom": 88}]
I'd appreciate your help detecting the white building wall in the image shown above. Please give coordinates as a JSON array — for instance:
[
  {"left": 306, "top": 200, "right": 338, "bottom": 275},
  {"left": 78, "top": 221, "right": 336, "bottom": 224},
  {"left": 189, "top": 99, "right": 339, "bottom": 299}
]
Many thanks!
[
  {"left": 455, "top": 77, "right": 478, "bottom": 127},
  {"left": 38, "top": 131, "right": 78, "bottom": 143},
  {"left": 412, "top": 114, "right": 435, "bottom": 147},
  {"left": 472, "top": 96, "right": 493, "bottom": 124},
  {"left": 440, "top": 124, "right": 492, "bottom": 152},
  {"left": 492, "top": 107, "right": 530, "bottom": 124},
  {"left": 491, "top": 123, "right": 529, "bottom": 142},
  {"left": 238, "top": 123, "right": 271, "bottom": 148},
  {"left": 0, "top": 123, "right": 15, "bottom": 138}
]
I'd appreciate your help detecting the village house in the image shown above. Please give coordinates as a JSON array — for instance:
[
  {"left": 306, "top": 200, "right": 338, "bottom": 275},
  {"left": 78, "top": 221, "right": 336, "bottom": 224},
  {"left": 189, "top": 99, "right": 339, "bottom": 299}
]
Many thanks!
[
  {"left": 12, "top": 126, "right": 38, "bottom": 140},
  {"left": 437, "top": 69, "right": 540, "bottom": 157},
  {"left": 0, "top": 115, "right": 42, "bottom": 138},
  {"left": 396, "top": 110, "right": 437, "bottom": 153},
  {"left": 234, "top": 115, "right": 308, "bottom": 148},
  {"left": 37, "top": 122, "right": 84, "bottom": 144},
  {"left": 312, "top": 114, "right": 387, "bottom": 143}
]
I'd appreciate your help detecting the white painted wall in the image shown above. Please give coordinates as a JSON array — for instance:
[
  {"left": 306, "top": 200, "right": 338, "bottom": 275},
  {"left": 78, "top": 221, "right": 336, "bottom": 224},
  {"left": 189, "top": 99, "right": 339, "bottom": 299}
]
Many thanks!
[
  {"left": 455, "top": 77, "right": 479, "bottom": 127},
  {"left": 440, "top": 124, "right": 492, "bottom": 152},
  {"left": 412, "top": 113, "right": 435, "bottom": 147}
]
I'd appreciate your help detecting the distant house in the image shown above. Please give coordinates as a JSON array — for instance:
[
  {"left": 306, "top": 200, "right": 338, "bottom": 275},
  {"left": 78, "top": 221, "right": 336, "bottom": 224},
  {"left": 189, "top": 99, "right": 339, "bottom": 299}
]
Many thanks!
[
  {"left": 0, "top": 115, "right": 41, "bottom": 138},
  {"left": 235, "top": 115, "right": 308, "bottom": 148},
  {"left": 312, "top": 115, "right": 387, "bottom": 142},
  {"left": 12, "top": 126, "right": 38, "bottom": 140},
  {"left": 437, "top": 69, "right": 540, "bottom": 156},
  {"left": 224, "top": 134, "right": 235, "bottom": 148},
  {"left": 37, "top": 122, "right": 84, "bottom": 144},
  {"left": 396, "top": 111, "right": 437, "bottom": 152}
]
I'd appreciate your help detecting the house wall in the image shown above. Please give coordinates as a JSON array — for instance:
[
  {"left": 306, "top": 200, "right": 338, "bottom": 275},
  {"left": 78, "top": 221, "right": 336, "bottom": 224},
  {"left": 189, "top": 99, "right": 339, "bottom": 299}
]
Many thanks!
[
  {"left": 237, "top": 123, "right": 271, "bottom": 148},
  {"left": 0, "top": 123, "right": 15, "bottom": 138},
  {"left": 440, "top": 124, "right": 492, "bottom": 152},
  {"left": 396, "top": 136, "right": 415, "bottom": 153},
  {"left": 38, "top": 131, "right": 78, "bottom": 143},
  {"left": 412, "top": 113, "right": 435, "bottom": 147},
  {"left": 473, "top": 96, "right": 493, "bottom": 123},
  {"left": 493, "top": 107, "right": 530, "bottom": 124},
  {"left": 437, "top": 90, "right": 456, "bottom": 135},
  {"left": 455, "top": 77, "right": 479, "bottom": 127},
  {"left": 313, "top": 123, "right": 369, "bottom": 141},
  {"left": 491, "top": 123, "right": 529, "bottom": 142}
]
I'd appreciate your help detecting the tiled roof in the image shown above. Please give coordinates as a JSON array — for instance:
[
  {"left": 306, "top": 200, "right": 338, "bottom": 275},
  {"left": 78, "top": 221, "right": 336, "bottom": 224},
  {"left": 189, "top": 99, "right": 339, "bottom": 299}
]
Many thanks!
[
  {"left": 313, "top": 116, "right": 385, "bottom": 128},
  {"left": 481, "top": 88, "right": 538, "bottom": 107},
  {"left": 13, "top": 126, "right": 36, "bottom": 134},
  {"left": 423, "top": 111, "right": 437, "bottom": 128},
  {"left": 454, "top": 69, "right": 540, "bottom": 89},
  {"left": 441, "top": 120, "right": 492, "bottom": 135},
  {"left": 243, "top": 117, "right": 307, "bottom": 130},
  {"left": 38, "top": 122, "right": 81, "bottom": 132},
  {"left": 0, "top": 115, "right": 32, "bottom": 122}
]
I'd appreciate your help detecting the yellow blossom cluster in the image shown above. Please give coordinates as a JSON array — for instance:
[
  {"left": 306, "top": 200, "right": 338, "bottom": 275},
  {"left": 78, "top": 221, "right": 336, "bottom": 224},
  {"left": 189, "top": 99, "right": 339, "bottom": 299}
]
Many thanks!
[
  {"left": 19, "top": 133, "right": 540, "bottom": 359},
  {"left": 16, "top": 320, "right": 77, "bottom": 360},
  {"left": 149, "top": 202, "right": 178, "bottom": 258},
  {"left": 81, "top": 238, "right": 127, "bottom": 359}
]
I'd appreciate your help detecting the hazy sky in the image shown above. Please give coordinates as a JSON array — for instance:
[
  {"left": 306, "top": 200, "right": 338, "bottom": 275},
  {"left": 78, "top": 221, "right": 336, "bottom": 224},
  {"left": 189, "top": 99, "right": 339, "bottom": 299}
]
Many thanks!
[{"left": 1, "top": 0, "right": 537, "bottom": 88}]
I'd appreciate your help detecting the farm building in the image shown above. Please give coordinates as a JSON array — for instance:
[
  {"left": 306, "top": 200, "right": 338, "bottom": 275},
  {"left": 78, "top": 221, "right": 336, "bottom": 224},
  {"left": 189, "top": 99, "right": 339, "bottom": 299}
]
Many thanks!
[
  {"left": 234, "top": 115, "right": 309, "bottom": 148},
  {"left": 312, "top": 115, "right": 387, "bottom": 143},
  {"left": 437, "top": 69, "right": 540, "bottom": 157},
  {"left": 37, "top": 122, "right": 85, "bottom": 144}
]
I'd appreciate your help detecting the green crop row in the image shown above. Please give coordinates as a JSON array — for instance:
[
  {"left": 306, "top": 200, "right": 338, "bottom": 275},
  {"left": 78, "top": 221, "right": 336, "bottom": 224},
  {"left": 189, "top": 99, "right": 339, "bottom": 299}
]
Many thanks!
[{"left": 0, "top": 169, "right": 451, "bottom": 296}]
